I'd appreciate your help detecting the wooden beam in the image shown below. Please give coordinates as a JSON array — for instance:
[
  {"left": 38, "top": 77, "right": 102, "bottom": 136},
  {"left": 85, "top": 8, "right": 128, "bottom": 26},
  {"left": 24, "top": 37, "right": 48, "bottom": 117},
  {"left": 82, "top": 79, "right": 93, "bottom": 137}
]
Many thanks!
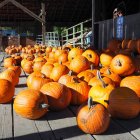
[
  {"left": 41, "top": 2, "right": 46, "bottom": 45},
  {"left": 10, "top": 0, "right": 45, "bottom": 24},
  {"left": 0, "top": 0, "right": 10, "bottom": 9}
]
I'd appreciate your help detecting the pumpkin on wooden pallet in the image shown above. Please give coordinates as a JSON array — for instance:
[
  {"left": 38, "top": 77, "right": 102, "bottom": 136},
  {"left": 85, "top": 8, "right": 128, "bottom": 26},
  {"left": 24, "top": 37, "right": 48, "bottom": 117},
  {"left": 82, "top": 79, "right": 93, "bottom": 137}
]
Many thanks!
[
  {"left": 40, "top": 82, "right": 71, "bottom": 111},
  {"left": 77, "top": 101, "right": 110, "bottom": 134},
  {"left": 0, "top": 79, "right": 15, "bottom": 103},
  {"left": 14, "top": 89, "right": 48, "bottom": 119}
]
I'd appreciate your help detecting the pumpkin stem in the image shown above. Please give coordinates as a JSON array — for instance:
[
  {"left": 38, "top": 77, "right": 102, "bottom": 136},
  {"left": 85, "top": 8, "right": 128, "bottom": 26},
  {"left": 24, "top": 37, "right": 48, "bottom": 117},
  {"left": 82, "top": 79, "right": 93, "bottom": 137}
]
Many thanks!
[
  {"left": 116, "top": 59, "right": 122, "bottom": 66},
  {"left": 88, "top": 96, "right": 93, "bottom": 110},
  {"left": 59, "top": 61, "right": 62, "bottom": 65},
  {"left": 90, "top": 64, "right": 94, "bottom": 70},
  {"left": 40, "top": 103, "right": 49, "bottom": 109},
  {"left": 68, "top": 70, "right": 73, "bottom": 76},
  {"left": 73, "top": 77, "right": 80, "bottom": 83},
  {"left": 104, "top": 100, "right": 109, "bottom": 104},
  {"left": 99, "top": 63, "right": 102, "bottom": 68},
  {"left": 88, "top": 54, "right": 92, "bottom": 58},
  {"left": 97, "top": 70, "right": 106, "bottom": 88},
  {"left": 106, "top": 69, "right": 111, "bottom": 75}
]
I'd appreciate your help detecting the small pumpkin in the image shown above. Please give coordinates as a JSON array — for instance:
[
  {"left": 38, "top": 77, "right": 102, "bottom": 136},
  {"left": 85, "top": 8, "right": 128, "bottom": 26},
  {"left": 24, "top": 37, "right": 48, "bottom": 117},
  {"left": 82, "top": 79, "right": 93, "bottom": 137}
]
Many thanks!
[
  {"left": 40, "top": 82, "right": 71, "bottom": 111},
  {"left": 8, "top": 66, "right": 21, "bottom": 77},
  {"left": 14, "top": 89, "right": 48, "bottom": 119},
  {"left": 68, "top": 48, "right": 83, "bottom": 61},
  {"left": 41, "top": 63, "right": 54, "bottom": 78},
  {"left": 89, "top": 71, "right": 115, "bottom": 108},
  {"left": 66, "top": 78, "right": 90, "bottom": 105},
  {"left": 27, "top": 72, "right": 52, "bottom": 91},
  {"left": 22, "top": 60, "right": 33, "bottom": 74},
  {"left": 69, "top": 55, "right": 90, "bottom": 74},
  {"left": 82, "top": 49, "right": 99, "bottom": 66},
  {"left": 4, "top": 57, "right": 16, "bottom": 68},
  {"left": 50, "top": 63, "right": 69, "bottom": 81},
  {"left": 110, "top": 54, "right": 135, "bottom": 76},
  {"left": 77, "top": 101, "right": 110, "bottom": 134},
  {"left": 0, "top": 69, "right": 19, "bottom": 86},
  {"left": 0, "top": 79, "right": 15, "bottom": 103}
]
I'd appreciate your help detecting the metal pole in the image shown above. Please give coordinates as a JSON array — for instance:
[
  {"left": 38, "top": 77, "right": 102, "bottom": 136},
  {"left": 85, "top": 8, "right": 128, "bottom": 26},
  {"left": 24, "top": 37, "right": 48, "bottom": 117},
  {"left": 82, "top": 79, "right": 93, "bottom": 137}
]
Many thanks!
[
  {"left": 92, "top": 0, "right": 95, "bottom": 48},
  {"left": 41, "top": 2, "right": 46, "bottom": 45}
]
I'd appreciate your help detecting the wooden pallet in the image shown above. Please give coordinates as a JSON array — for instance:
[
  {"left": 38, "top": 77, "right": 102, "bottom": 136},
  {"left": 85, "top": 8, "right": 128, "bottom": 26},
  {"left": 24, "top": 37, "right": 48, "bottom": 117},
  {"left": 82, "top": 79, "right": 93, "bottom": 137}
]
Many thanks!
[{"left": 0, "top": 53, "right": 140, "bottom": 140}]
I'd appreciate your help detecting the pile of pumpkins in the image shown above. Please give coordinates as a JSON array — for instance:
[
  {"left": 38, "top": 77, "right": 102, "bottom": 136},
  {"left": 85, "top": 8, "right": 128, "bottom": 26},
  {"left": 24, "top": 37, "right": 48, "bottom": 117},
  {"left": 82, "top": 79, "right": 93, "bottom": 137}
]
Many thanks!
[{"left": 0, "top": 40, "right": 140, "bottom": 135}]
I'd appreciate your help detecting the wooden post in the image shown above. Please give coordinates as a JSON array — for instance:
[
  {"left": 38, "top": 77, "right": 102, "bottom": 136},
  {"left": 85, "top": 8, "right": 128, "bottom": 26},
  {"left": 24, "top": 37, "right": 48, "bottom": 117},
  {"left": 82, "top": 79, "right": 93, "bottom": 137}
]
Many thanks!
[{"left": 41, "top": 2, "right": 46, "bottom": 45}]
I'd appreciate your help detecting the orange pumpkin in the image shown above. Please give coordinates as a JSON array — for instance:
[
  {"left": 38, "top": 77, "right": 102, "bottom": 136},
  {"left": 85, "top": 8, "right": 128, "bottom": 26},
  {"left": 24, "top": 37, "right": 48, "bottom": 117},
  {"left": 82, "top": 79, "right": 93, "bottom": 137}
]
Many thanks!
[
  {"left": 27, "top": 72, "right": 52, "bottom": 91},
  {"left": 68, "top": 48, "right": 83, "bottom": 61},
  {"left": 33, "top": 61, "right": 46, "bottom": 72},
  {"left": 22, "top": 60, "right": 33, "bottom": 74},
  {"left": 100, "top": 53, "right": 113, "bottom": 67},
  {"left": 41, "top": 63, "right": 54, "bottom": 78},
  {"left": 77, "top": 70, "right": 95, "bottom": 83},
  {"left": 0, "top": 79, "right": 15, "bottom": 103},
  {"left": 77, "top": 103, "right": 110, "bottom": 134},
  {"left": 50, "top": 63, "right": 69, "bottom": 81},
  {"left": 58, "top": 71, "right": 77, "bottom": 85},
  {"left": 89, "top": 71, "right": 115, "bottom": 108},
  {"left": 107, "top": 87, "right": 140, "bottom": 119},
  {"left": 8, "top": 66, "right": 21, "bottom": 77},
  {"left": 120, "top": 76, "right": 140, "bottom": 98},
  {"left": 40, "top": 82, "right": 71, "bottom": 111},
  {"left": 82, "top": 49, "right": 99, "bottom": 66},
  {"left": 4, "top": 57, "right": 16, "bottom": 68},
  {"left": 14, "top": 89, "right": 48, "bottom": 119},
  {"left": 69, "top": 55, "right": 90, "bottom": 74},
  {"left": 110, "top": 54, "right": 135, "bottom": 76},
  {"left": 0, "top": 69, "right": 19, "bottom": 86},
  {"left": 66, "top": 78, "right": 90, "bottom": 105}
]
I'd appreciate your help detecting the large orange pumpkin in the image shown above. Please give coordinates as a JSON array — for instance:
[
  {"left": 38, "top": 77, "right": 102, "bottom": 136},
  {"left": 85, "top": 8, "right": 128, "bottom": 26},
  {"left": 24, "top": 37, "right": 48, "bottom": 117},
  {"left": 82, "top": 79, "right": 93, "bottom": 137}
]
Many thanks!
[
  {"left": 0, "top": 79, "right": 15, "bottom": 103},
  {"left": 110, "top": 54, "right": 135, "bottom": 76},
  {"left": 14, "top": 89, "right": 48, "bottom": 119},
  {"left": 22, "top": 60, "right": 33, "bottom": 74},
  {"left": 40, "top": 82, "right": 71, "bottom": 111},
  {"left": 77, "top": 103, "right": 110, "bottom": 134},
  {"left": 107, "top": 87, "right": 140, "bottom": 119}
]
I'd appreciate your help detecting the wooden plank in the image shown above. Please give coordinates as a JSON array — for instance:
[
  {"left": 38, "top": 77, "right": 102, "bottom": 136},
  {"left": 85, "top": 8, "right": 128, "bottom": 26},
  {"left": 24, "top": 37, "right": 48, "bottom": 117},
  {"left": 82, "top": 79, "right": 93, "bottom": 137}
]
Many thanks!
[
  {"left": 14, "top": 111, "right": 41, "bottom": 140},
  {"left": 35, "top": 116, "right": 56, "bottom": 140},
  {"left": 69, "top": 106, "right": 137, "bottom": 140},
  {"left": 46, "top": 108, "right": 94, "bottom": 140},
  {"left": 115, "top": 116, "right": 140, "bottom": 140},
  {"left": 0, "top": 104, "right": 13, "bottom": 140}
]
